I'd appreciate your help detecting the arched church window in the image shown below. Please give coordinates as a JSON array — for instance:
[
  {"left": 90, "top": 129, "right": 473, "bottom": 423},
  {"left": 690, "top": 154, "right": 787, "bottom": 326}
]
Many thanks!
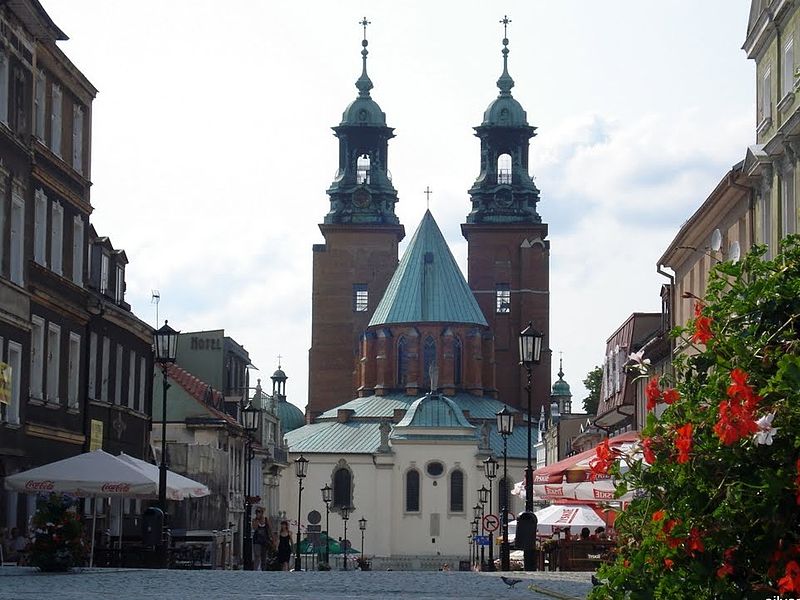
[
  {"left": 423, "top": 337, "right": 436, "bottom": 390},
  {"left": 356, "top": 154, "right": 371, "bottom": 185},
  {"left": 405, "top": 469, "right": 420, "bottom": 512},
  {"left": 453, "top": 337, "right": 463, "bottom": 386},
  {"left": 333, "top": 467, "right": 352, "bottom": 509},
  {"left": 397, "top": 337, "right": 408, "bottom": 387},
  {"left": 497, "top": 153, "right": 512, "bottom": 184},
  {"left": 449, "top": 469, "right": 464, "bottom": 513}
]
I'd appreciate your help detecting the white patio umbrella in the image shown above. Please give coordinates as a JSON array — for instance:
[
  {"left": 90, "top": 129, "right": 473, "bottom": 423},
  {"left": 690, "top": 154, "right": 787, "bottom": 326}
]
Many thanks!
[
  {"left": 116, "top": 454, "right": 210, "bottom": 500},
  {"left": 4, "top": 449, "right": 160, "bottom": 566},
  {"left": 534, "top": 504, "right": 607, "bottom": 532}
]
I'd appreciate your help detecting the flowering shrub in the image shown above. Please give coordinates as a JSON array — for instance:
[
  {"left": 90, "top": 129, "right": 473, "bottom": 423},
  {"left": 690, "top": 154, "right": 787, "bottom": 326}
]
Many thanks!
[
  {"left": 590, "top": 237, "right": 800, "bottom": 599},
  {"left": 29, "top": 494, "right": 86, "bottom": 572}
]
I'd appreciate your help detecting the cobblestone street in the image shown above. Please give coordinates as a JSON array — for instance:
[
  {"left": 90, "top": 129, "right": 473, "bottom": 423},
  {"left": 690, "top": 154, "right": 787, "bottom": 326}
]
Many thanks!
[{"left": 0, "top": 568, "right": 593, "bottom": 600}]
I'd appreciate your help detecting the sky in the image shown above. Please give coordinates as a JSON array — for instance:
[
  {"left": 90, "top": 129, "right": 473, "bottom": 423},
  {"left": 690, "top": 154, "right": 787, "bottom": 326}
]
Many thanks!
[{"left": 42, "top": 1, "right": 755, "bottom": 411}]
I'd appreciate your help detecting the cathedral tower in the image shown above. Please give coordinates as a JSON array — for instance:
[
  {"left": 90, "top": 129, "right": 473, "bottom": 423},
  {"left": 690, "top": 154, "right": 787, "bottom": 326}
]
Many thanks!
[
  {"left": 462, "top": 17, "right": 551, "bottom": 414},
  {"left": 308, "top": 19, "right": 404, "bottom": 418}
]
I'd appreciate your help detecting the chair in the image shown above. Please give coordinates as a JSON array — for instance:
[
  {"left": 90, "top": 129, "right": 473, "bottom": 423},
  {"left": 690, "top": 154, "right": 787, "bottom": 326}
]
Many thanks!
[{"left": 0, "top": 544, "right": 18, "bottom": 567}]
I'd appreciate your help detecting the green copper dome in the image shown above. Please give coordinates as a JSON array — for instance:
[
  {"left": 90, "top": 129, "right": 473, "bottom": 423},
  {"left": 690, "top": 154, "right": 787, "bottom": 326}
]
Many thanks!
[
  {"left": 551, "top": 359, "right": 572, "bottom": 397},
  {"left": 277, "top": 399, "right": 305, "bottom": 434}
]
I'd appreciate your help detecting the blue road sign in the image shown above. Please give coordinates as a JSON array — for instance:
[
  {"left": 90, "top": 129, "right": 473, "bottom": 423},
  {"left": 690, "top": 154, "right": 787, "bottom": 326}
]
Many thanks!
[{"left": 473, "top": 535, "right": 490, "bottom": 546}]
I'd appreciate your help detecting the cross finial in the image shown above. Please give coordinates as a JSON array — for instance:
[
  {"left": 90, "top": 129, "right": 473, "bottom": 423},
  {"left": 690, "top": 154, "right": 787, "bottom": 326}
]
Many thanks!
[
  {"left": 424, "top": 186, "right": 433, "bottom": 209},
  {"left": 277, "top": 354, "right": 282, "bottom": 368},
  {"left": 360, "top": 16, "right": 371, "bottom": 40},
  {"left": 500, "top": 15, "right": 512, "bottom": 40}
]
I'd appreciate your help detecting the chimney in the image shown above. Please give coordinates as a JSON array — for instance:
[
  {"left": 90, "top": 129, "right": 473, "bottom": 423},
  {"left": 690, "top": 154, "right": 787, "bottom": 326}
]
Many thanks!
[
  {"left": 337, "top": 409, "right": 355, "bottom": 423},
  {"left": 393, "top": 408, "right": 407, "bottom": 423}
]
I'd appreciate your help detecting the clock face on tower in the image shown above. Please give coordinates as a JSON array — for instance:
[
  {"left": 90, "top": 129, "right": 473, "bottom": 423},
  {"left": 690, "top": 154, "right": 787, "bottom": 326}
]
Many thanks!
[
  {"left": 495, "top": 188, "right": 512, "bottom": 208},
  {"left": 353, "top": 188, "right": 371, "bottom": 208}
]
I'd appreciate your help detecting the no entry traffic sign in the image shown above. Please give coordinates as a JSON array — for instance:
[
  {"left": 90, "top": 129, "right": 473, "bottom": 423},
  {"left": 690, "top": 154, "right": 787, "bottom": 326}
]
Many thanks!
[{"left": 482, "top": 513, "right": 500, "bottom": 532}]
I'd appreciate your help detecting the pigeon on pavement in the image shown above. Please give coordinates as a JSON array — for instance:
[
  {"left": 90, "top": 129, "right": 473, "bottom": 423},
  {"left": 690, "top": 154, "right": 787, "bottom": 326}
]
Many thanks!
[{"left": 501, "top": 576, "right": 523, "bottom": 588}]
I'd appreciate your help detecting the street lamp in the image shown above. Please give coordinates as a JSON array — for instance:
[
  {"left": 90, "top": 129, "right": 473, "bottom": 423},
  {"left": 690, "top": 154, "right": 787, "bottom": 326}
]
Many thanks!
[
  {"left": 519, "top": 322, "right": 543, "bottom": 570},
  {"left": 483, "top": 456, "right": 498, "bottom": 571},
  {"left": 496, "top": 406, "right": 514, "bottom": 571},
  {"left": 321, "top": 484, "right": 332, "bottom": 566},
  {"left": 473, "top": 502, "right": 484, "bottom": 570},
  {"left": 341, "top": 505, "right": 350, "bottom": 571},
  {"left": 358, "top": 516, "right": 367, "bottom": 567},
  {"left": 153, "top": 320, "right": 179, "bottom": 568},
  {"left": 470, "top": 519, "right": 479, "bottom": 570},
  {"left": 240, "top": 399, "right": 260, "bottom": 570},
  {"left": 294, "top": 455, "right": 308, "bottom": 571}
]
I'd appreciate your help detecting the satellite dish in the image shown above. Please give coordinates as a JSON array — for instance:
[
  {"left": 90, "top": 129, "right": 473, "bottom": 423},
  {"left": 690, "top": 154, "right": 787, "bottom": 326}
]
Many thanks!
[
  {"left": 728, "top": 240, "right": 741, "bottom": 263},
  {"left": 711, "top": 229, "right": 722, "bottom": 252}
]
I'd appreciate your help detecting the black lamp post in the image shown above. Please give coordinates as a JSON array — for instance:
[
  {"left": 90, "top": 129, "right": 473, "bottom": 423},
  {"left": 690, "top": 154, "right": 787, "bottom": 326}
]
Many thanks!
[
  {"left": 294, "top": 455, "right": 308, "bottom": 571},
  {"left": 240, "top": 399, "right": 260, "bottom": 571},
  {"left": 470, "top": 519, "right": 479, "bottom": 570},
  {"left": 153, "top": 320, "right": 179, "bottom": 568},
  {"left": 496, "top": 406, "right": 514, "bottom": 571},
  {"left": 483, "top": 456, "right": 498, "bottom": 571},
  {"left": 358, "top": 516, "right": 367, "bottom": 567},
  {"left": 519, "top": 322, "right": 543, "bottom": 570},
  {"left": 473, "top": 502, "right": 484, "bottom": 570},
  {"left": 321, "top": 484, "right": 332, "bottom": 567},
  {"left": 341, "top": 505, "right": 350, "bottom": 571}
]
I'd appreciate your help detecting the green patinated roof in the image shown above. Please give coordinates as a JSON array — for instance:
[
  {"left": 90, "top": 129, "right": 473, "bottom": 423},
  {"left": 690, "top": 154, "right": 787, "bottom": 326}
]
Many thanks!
[
  {"left": 277, "top": 399, "right": 306, "bottom": 433},
  {"left": 316, "top": 392, "right": 516, "bottom": 421},
  {"left": 284, "top": 421, "right": 382, "bottom": 454},
  {"left": 551, "top": 361, "right": 572, "bottom": 397},
  {"left": 395, "top": 394, "right": 474, "bottom": 429},
  {"left": 369, "top": 210, "right": 487, "bottom": 327}
]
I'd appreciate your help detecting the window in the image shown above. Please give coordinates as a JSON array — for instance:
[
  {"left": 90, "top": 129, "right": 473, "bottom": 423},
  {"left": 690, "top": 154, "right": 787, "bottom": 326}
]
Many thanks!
[
  {"left": 353, "top": 283, "right": 368, "bottom": 312},
  {"left": 115, "top": 344, "right": 123, "bottom": 405},
  {"left": 138, "top": 356, "right": 146, "bottom": 412},
  {"left": 100, "top": 253, "right": 109, "bottom": 295},
  {"left": 332, "top": 467, "right": 352, "bottom": 508},
  {"left": 405, "top": 469, "right": 420, "bottom": 512},
  {"left": 46, "top": 323, "right": 60, "bottom": 404},
  {"left": 0, "top": 53, "right": 8, "bottom": 125},
  {"left": 68, "top": 333, "right": 80, "bottom": 409},
  {"left": 426, "top": 461, "right": 444, "bottom": 477},
  {"left": 453, "top": 337, "right": 462, "bottom": 386},
  {"left": 782, "top": 170, "right": 796, "bottom": 237},
  {"left": 101, "top": 337, "right": 110, "bottom": 402},
  {"left": 115, "top": 265, "right": 125, "bottom": 303},
  {"left": 497, "top": 153, "right": 512, "bottom": 184},
  {"left": 397, "top": 337, "right": 408, "bottom": 387},
  {"left": 72, "top": 105, "right": 84, "bottom": 173},
  {"left": 34, "top": 189, "right": 47, "bottom": 265},
  {"left": 88, "top": 332, "right": 97, "bottom": 399},
  {"left": 72, "top": 217, "right": 84, "bottom": 285},
  {"left": 11, "top": 67, "right": 24, "bottom": 133},
  {"left": 10, "top": 191, "right": 23, "bottom": 285},
  {"left": 356, "top": 154, "right": 371, "bottom": 185},
  {"left": 496, "top": 283, "right": 511, "bottom": 313},
  {"left": 761, "top": 68, "right": 772, "bottom": 123},
  {"left": 6, "top": 341, "right": 22, "bottom": 424},
  {"left": 50, "top": 84, "right": 62, "bottom": 157},
  {"left": 785, "top": 39, "right": 795, "bottom": 98},
  {"left": 449, "top": 469, "right": 464, "bottom": 513},
  {"left": 128, "top": 351, "right": 136, "bottom": 409},
  {"left": 0, "top": 179, "right": 5, "bottom": 275},
  {"left": 423, "top": 337, "right": 436, "bottom": 390},
  {"left": 34, "top": 70, "right": 45, "bottom": 139},
  {"left": 30, "top": 316, "right": 45, "bottom": 400},
  {"left": 50, "top": 202, "right": 63, "bottom": 275}
]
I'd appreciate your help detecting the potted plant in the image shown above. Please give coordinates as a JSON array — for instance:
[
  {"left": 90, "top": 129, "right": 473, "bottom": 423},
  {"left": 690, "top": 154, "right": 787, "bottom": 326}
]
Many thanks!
[{"left": 29, "top": 494, "right": 86, "bottom": 572}]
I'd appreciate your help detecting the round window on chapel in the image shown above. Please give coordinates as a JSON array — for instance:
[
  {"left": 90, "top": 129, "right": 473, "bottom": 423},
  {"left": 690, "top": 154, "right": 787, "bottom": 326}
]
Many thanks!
[{"left": 426, "top": 461, "right": 444, "bottom": 477}]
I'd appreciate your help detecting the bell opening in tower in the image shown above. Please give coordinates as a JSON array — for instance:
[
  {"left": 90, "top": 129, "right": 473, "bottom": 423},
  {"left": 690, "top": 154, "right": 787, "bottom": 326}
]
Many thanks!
[
  {"left": 497, "top": 153, "right": 512, "bottom": 184},
  {"left": 357, "top": 154, "right": 371, "bottom": 185}
]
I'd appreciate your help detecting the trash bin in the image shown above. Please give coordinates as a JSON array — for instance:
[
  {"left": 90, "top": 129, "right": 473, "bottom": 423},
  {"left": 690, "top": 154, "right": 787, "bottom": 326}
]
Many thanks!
[{"left": 142, "top": 507, "right": 164, "bottom": 547}]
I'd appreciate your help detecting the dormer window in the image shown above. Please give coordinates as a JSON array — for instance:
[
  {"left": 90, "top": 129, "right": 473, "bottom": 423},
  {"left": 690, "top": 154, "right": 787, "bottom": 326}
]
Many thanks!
[
  {"left": 115, "top": 264, "right": 125, "bottom": 303},
  {"left": 356, "top": 154, "right": 371, "bottom": 185},
  {"left": 100, "top": 252, "right": 109, "bottom": 295}
]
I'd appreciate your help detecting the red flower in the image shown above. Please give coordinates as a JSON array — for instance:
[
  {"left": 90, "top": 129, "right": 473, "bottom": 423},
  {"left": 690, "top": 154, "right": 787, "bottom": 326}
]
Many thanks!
[
  {"left": 717, "top": 547, "right": 736, "bottom": 578},
  {"left": 646, "top": 376, "right": 661, "bottom": 411},
  {"left": 692, "top": 302, "right": 713, "bottom": 344},
  {"left": 779, "top": 560, "right": 800, "bottom": 595},
  {"left": 589, "top": 439, "right": 614, "bottom": 481},
  {"left": 652, "top": 509, "right": 666, "bottom": 522},
  {"left": 663, "top": 558, "right": 674, "bottom": 570},
  {"left": 675, "top": 423, "right": 693, "bottom": 464},
  {"left": 662, "top": 388, "right": 680, "bottom": 405},
  {"left": 713, "top": 369, "right": 762, "bottom": 446},
  {"left": 687, "top": 528, "right": 705, "bottom": 556},
  {"left": 642, "top": 437, "right": 656, "bottom": 464}
]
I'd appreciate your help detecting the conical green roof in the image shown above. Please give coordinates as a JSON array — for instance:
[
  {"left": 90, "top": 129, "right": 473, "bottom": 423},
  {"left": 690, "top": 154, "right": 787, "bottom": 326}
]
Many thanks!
[{"left": 369, "top": 211, "right": 487, "bottom": 327}]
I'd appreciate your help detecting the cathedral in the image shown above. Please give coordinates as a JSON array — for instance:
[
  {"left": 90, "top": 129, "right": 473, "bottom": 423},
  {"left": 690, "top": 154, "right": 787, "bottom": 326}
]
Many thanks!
[{"left": 281, "top": 19, "right": 563, "bottom": 564}]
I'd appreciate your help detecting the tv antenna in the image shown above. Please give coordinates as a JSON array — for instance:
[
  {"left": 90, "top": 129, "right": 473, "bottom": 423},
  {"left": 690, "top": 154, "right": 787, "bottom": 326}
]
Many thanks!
[{"left": 151, "top": 290, "right": 160, "bottom": 325}]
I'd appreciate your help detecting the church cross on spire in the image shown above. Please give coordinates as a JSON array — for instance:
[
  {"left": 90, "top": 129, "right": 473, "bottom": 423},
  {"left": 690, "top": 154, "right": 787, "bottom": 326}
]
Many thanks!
[
  {"left": 424, "top": 186, "right": 433, "bottom": 210},
  {"left": 356, "top": 16, "right": 374, "bottom": 97},
  {"left": 496, "top": 14, "right": 515, "bottom": 96}
]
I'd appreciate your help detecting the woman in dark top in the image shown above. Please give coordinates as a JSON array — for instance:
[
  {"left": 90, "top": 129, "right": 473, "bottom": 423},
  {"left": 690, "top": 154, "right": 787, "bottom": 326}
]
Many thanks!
[
  {"left": 277, "top": 520, "right": 293, "bottom": 571},
  {"left": 251, "top": 508, "right": 272, "bottom": 571}
]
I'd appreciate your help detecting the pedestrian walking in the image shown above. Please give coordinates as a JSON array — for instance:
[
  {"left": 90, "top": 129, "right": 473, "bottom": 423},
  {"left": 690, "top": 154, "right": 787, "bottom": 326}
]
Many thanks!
[
  {"left": 252, "top": 508, "right": 272, "bottom": 571},
  {"left": 276, "top": 520, "right": 293, "bottom": 572}
]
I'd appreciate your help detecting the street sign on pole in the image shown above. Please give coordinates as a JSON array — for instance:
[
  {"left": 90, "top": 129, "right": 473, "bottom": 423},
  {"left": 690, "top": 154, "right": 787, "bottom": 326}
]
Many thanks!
[
  {"left": 473, "top": 535, "right": 490, "bottom": 546},
  {"left": 483, "top": 513, "right": 500, "bottom": 532}
]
